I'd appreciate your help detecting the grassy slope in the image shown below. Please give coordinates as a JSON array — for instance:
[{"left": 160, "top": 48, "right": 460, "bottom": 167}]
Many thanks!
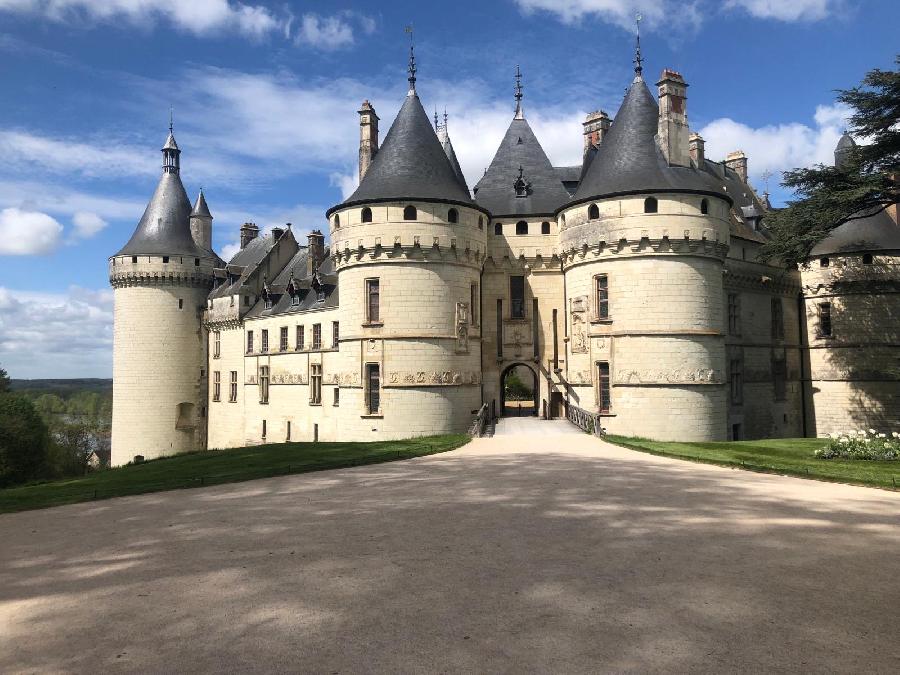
[
  {"left": 0, "top": 435, "right": 470, "bottom": 514},
  {"left": 606, "top": 436, "right": 900, "bottom": 490}
]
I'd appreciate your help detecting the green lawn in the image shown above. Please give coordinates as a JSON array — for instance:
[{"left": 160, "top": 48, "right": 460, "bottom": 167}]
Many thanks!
[
  {"left": 605, "top": 436, "right": 900, "bottom": 490},
  {"left": 0, "top": 435, "right": 470, "bottom": 514}
]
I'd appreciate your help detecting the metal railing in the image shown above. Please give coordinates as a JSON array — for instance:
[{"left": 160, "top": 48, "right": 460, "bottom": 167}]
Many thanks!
[
  {"left": 470, "top": 403, "right": 490, "bottom": 437},
  {"left": 567, "top": 403, "right": 606, "bottom": 437}
]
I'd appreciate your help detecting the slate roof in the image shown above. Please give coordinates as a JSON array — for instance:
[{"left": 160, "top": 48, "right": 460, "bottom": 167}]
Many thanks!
[
  {"left": 811, "top": 208, "right": 900, "bottom": 256},
  {"left": 244, "top": 247, "right": 337, "bottom": 318},
  {"left": 191, "top": 189, "right": 211, "bottom": 218},
  {"left": 474, "top": 117, "right": 572, "bottom": 216},
  {"left": 208, "top": 233, "right": 278, "bottom": 299},
  {"left": 337, "top": 93, "right": 471, "bottom": 209},
  {"left": 573, "top": 77, "right": 729, "bottom": 205},
  {"left": 442, "top": 135, "right": 467, "bottom": 188}
]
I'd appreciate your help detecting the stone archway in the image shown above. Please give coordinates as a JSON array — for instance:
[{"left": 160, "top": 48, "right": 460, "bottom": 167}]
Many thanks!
[{"left": 500, "top": 363, "right": 538, "bottom": 417}]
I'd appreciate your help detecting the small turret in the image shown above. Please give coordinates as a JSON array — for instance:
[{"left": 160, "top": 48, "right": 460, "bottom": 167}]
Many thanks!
[
  {"left": 190, "top": 189, "right": 212, "bottom": 251},
  {"left": 834, "top": 132, "right": 856, "bottom": 170}
]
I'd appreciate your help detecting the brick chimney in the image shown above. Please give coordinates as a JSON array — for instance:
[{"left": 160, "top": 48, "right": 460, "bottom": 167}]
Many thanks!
[
  {"left": 689, "top": 132, "right": 705, "bottom": 167},
  {"left": 657, "top": 69, "right": 690, "bottom": 167},
  {"left": 306, "top": 229, "right": 325, "bottom": 276},
  {"left": 725, "top": 150, "right": 748, "bottom": 182},
  {"left": 239, "top": 222, "right": 259, "bottom": 249},
  {"left": 358, "top": 100, "right": 379, "bottom": 182},
  {"left": 582, "top": 110, "right": 610, "bottom": 156}
]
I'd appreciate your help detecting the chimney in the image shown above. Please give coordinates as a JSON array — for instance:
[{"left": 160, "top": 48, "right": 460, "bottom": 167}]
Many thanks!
[
  {"left": 271, "top": 226, "right": 285, "bottom": 241},
  {"left": 582, "top": 110, "right": 611, "bottom": 156},
  {"left": 239, "top": 222, "right": 259, "bottom": 249},
  {"left": 725, "top": 150, "right": 748, "bottom": 182},
  {"left": 656, "top": 69, "right": 690, "bottom": 167},
  {"left": 358, "top": 100, "right": 379, "bottom": 182},
  {"left": 306, "top": 229, "right": 325, "bottom": 276},
  {"left": 689, "top": 132, "right": 705, "bottom": 167}
]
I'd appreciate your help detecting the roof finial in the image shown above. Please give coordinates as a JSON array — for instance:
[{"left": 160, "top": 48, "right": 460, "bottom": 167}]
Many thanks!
[
  {"left": 633, "top": 12, "right": 643, "bottom": 79},
  {"left": 514, "top": 65, "right": 524, "bottom": 120},
  {"left": 443, "top": 107, "right": 448, "bottom": 128},
  {"left": 434, "top": 107, "right": 439, "bottom": 129},
  {"left": 169, "top": 106, "right": 174, "bottom": 133},
  {"left": 405, "top": 25, "right": 416, "bottom": 95}
]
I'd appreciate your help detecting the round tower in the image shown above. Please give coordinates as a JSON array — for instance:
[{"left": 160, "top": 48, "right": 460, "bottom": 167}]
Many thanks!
[
  {"left": 108, "top": 126, "right": 218, "bottom": 465},
  {"left": 326, "top": 48, "right": 489, "bottom": 440},
  {"left": 556, "top": 65, "right": 732, "bottom": 441}
]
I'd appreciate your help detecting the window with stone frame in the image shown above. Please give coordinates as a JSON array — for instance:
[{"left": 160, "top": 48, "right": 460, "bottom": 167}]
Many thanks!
[
  {"left": 262, "top": 419, "right": 267, "bottom": 439},
  {"left": 541, "top": 221, "right": 551, "bottom": 234},
  {"left": 261, "top": 329, "right": 269, "bottom": 352},
  {"left": 773, "top": 356, "right": 787, "bottom": 401},
  {"left": 771, "top": 298, "right": 785, "bottom": 341},
  {"left": 729, "top": 356, "right": 743, "bottom": 405},
  {"left": 818, "top": 302, "right": 833, "bottom": 337},
  {"left": 229, "top": 371, "right": 238, "bottom": 402},
  {"left": 296, "top": 325, "right": 304, "bottom": 350},
  {"left": 213, "top": 331, "right": 221, "bottom": 358},
  {"left": 365, "top": 278, "right": 380, "bottom": 323},
  {"left": 312, "top": 323, "right": 322, "bottom": 350},
  {"left": 597, "top": 361, "right": 611, "bottom": 413},
  {"left": 246, "top": 330, "right": 254, "bottom": 354},
  {"left": 365, "top": 363, "right": 381, "bottom": 414},
  {"left": 212, "top": 371, "right": 221, "bottom": 401},
  {"left": 516, "top": 220, "right": 528, "bottom": 235},
  {"left": 333, "top": 386, "right": 340, "bottom": 406},
  {"left": 310, "top": 363, "right": 322, "bottom": 404},
  {"left": 279, "top": 326, "right": 288, "bottom": 352},
  {"left": 259, "top": 365, "right": 270, "bottom": 404},
  {"left": 332, "top": 321, "right": 340, "bottom": 348},
  {"left": 727, "top": 293, "right": 741, "bottom": 336},
  {"left": 510, "top": 275, "right": 526, "bottom": 319},
  {"left": 594, "top": 274, "right": 609, "bottom": 320}
]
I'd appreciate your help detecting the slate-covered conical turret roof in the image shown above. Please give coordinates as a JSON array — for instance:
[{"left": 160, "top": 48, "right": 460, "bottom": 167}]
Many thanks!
[
  {"left": 572, "top": 77, "right": 728, "bottom": 205},
  {"left": 442, "top": 134, "right": 466, "bottom": 188},
  {"left": 191, "top": 188, "right": 211, "bottom": 218}
]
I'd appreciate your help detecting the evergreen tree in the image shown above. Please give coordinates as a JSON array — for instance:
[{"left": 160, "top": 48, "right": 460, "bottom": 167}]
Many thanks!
[
  {"left": 0, "top": 366, "right": 9, "bottom": 393},
  {"left": 0, "top": 394, "right": 50, "bottom": 486}
]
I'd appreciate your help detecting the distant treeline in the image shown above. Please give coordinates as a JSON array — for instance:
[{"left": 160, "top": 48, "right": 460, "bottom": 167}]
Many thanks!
[{"left": 12, "top": 379, "right": 112, "bottom": 423}]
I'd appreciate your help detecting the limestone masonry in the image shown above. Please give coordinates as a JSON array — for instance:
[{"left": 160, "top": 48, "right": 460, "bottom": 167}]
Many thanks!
[{"left": 108, "top": 48, "right": 900, "bottom": 466}]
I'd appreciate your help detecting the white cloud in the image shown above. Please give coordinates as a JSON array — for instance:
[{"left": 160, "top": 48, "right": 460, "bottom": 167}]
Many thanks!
[
  {"left": 71, "top": 211, "right": 108, "bottom": 239},
  {"left": 0, "top": 130, "right": 155, "bottom": 178},
  {"left": 0, "top": 179, "right": 145, "bottom": 223},
  {"left": 725, "top": 0, "right": 841, "bottom": 21},
  {"left": 295, "top": 13, "right": 354, "bottom": 50},
  {"left": 0, "top": 207, "right": 63, "bottom": 255},
  {"left": 329, "top": 172, "right": 358, "bottom": 200},
  {"left": 0, "top": 285, "right": 112, "bottom": 378}
]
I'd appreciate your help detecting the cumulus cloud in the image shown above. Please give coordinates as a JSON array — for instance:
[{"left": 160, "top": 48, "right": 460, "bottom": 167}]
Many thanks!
[
  {"left": 295, "top": 13, "right": 354, "bottom": 50},
  {"left": 0, "top": 285, "right": 113, "bottom": 378},
  {"left": 71, "top": 211, "right": 108, "bottom": 239},
  {"left": 329, "top": 172, "right": 358, "bottom": 200},
  {"left": 0, "top": 179, "right": 145, "bottom": 223},
  {"left": 0, "top": 207, "right": 64, "bottom": 255},
  {"left": 725, "top": 0, "right": 842, "bottom": 22}
]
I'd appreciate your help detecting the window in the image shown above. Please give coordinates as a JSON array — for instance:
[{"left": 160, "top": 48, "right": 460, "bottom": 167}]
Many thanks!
[
  {"left": 316, "top": 290, "right": 325, "bottom": 303},
  {"left": 700, "top": 198, "right": 709, "bottom": 215},
  {"left": 644, "top": 196, "right": 658, "bottom": 213},
  {"left": 296, "top": 325, "right": 305, "bottom": 350},
  {"left": 494, "top": 222, "right": 502, "bottom": 235},
  {"left": 259, "top": 365, "right": 269, "bottom": 404},
  {"left": 291, "top": 293, "right": 300, "bottom": 306},
  {"left": 213, "top": 371, "right": 221, "bottom": 401},
  {"left": 261, "top": 329, "right": 269, "bottom": 352},
  {"left": 213, "top": 331, "right": 221, "bottom": 358},
  {"left": 863, "top": 253, "right": 873, "bottom": 265},
  {"left": 131, "top": 256, "right": 137, "bottom": 264},
  {"left": 334, "top": 214, "right": 340, "bottom": 228},
  {"left": 820, "top": 256, "right": 830, "bottom": 268},
  {"left": 478, "top": 216, "right": 484, "bottom": 230},
  {"left": 771, "top": 298, "right": 784, "bottom": 341},
  {"left": 727, "top": 293, "right": 741, "bottom": 336},
  {"left": 244, "top": 295, "right": 250, "bottom": 306},
  {"left": 595, "top": 274, "right": 609, "bottom": 319},
  {"left": 448, "top": 208, "right": 458, "bottom": 223},
  {"left": 264, "top": 296, "right": 273, "bottom": 309},
  {"left": 178, "top": 298, "right": 184, "bottom": 310},
  {"left": 365, "top": 363, "right": 380, "bottom": 414},
  {"left": 262, "top": 419, "right": 267, "bottom": 439},
  {"left": 310, "top": 363, "right": 322, "bottom": 404},
  {"left": 229, "top": 371, "right": 238, "bottom": 402},
  {"left": 510, "top": 275, "right": 526, "bottom": 319},
  {"left": 470, "top": 284, "right": 478, "bottom": 325},
  {"left": 332, "top": 321, "right": 340, "bottom": 348},
  {"left": 286, "top": 420, "right": 291, "bottom": 441},
  {"left": 333, "top": 387, "right": 340, "bottom": 406},
  {"left": 403, "top": 205, "right": 417, "bottom": 220},
  {"left": 597, "top": 362, "right": 611, "bottom": 413},
  {"left": 280, "top": 326, "right": 288, "bottom": 351},
  {"left": 194, "top": 258, "right": 200, "bottom": 266},
  {"left": 246, "top": 330, "right": 254, "bottom": 354},
  {"left": 163, "top": 256, "right": 169, "bottom": 263},
  {"left": 361, "top": 207, "right": 372, "bottom": 222},
  {"left": 773, "top": 357, "right": 787, "bottom": 401},
  {"left": 818, "top": 302, "right": 832, "bottom": 337},
  {"left": 541, "top": 221, "right": 550, "bottom": 235},
  {"left": 312, "top": 323, "right": 321, "bottom": 350},
  {"left": 729, "top": 357, "right": 743, "bottom": 405},
  {"left": 365, "top": 278, "right": 380, "bottom": 323},
  {"left": 516, "top": 220, "right": 528, "bottom": 235},
  {"left": 588, "top": 203, "right": 599, "bottom": 220}
]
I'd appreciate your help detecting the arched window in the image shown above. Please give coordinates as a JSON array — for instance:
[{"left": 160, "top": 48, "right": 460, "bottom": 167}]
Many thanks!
[
  {"left": 333, "top": 214, "right": 340, "bottom": 228},
  {"left": 588, "top": 203, "right": 599, "bottom": 220},
  {"left": 700, "top": 198, "right": 709, "bottom": 215},
  {"left": 541, "top": 221, "right": 550, "bottom": 235},
  {"left": 560, "top": 213, "right": 566, "bottom": 228},
  {"left": 361, "top": 207, "right": 372, "bottom": 223},
  {"left": 403, "top": 205, "right": 417, "bottom": 221},
  {"left": 448, "top": 208, "right": 458, "bottom": 224},
  {"left": 644, "top": 196, "right": 658, "bottom": 213},
  {"left": 494, "top": 222, "right": 503, "bottom": 235},
  {"left": 516, "top": 220, "right": 528, "bottom": 235},
  {"left": 478, "top": 216, "right": 484, "bottom": 230},
  {"left": 862, "top": 253, "right": 873, "bottom": 265}
]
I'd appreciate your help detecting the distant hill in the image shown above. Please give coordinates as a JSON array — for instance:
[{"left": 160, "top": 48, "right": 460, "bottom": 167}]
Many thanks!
[{"left": 11, "top": 379, "right": 112, "bottom": 396}]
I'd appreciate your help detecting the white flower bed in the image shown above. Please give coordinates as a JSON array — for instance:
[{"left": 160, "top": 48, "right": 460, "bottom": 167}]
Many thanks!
[{"left": 816, "top": 429, "right": 900, "bottom": 461}]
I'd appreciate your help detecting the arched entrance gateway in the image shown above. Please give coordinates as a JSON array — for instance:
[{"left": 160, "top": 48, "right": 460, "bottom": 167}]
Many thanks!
[{"left": 500, "top": 363, "right": 539, "bottom": 417}]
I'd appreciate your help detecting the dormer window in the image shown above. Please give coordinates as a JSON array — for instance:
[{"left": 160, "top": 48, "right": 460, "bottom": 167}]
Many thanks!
[
  {"left": 513, "top": 166, "right": 531, "bottom": 198},
  {"left": 317, "top": 291, "right": 326, "bottom": 303},
  {"left": 264, "top": 297, "right": 273, "bottom": 309},
  {"left": 291, "top": 294, "right": 300, "bottom": 306},
  {"left": 644, "top": 197, "right": 658, "bottom": 214}
]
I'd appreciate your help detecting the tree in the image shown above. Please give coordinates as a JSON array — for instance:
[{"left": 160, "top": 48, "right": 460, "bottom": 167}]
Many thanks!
[
  {"left": 761, "top": 56, "right": 899, "bottom": 264},
  {"left": 0, "top": 366, "right": 9, "bottom": 393},
  {"left": 0, "top": 394, "right": 50, "bottom": 486}
]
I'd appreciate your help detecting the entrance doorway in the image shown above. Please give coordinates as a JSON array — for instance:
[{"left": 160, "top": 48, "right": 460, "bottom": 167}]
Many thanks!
[{"left": 500, "top": 363, "right": 538, "bottom": 417}]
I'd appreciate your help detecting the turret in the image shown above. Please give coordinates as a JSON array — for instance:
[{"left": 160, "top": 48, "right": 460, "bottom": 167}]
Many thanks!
[
  {"left": 190, "top": 188, "right": 212, "bottom": 251},
  {"left": 358, "top": 100, "right": 379, "bottom": 181}
]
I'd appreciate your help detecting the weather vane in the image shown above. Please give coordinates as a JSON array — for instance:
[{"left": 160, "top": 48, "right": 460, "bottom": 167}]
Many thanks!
[
  {"left": 633, "top": 12, "right": 643, "bottom": 76},
  {"left": 169, "top": 106, "right": 174, "bottom": 133},
  {"left": 761, "top": 169, "right": 773, "bottom": 195},
  {"left": 514, "top": 65, "right": 524, "bottom": 119},
  {"left": 405, "top": 24, "right": 416, "bottom": 93}
]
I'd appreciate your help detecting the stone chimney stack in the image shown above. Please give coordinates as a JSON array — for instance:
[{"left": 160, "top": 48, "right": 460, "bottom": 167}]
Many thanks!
[
  {"left": 657, "top": 69, "right": 690, "bottom": 167},
  {"left": 306, "top": 229, "right": 325, "bottom": 276},
  {"left": 358, "top": 100, "right": 379, "bottom": 182},
  {"left": 271, "top": 226, "right": 285, "bottom": 241},
  {"left": 582, "top": 110, "right": 611, "bottom": 156},
  {"left": 725, "top": 150, "right": 749, "bottom": 182},
  {"left": 689, "top": 133, "right": 705, "bottom": 167},
  {"left": 240, "top": 222, "right": 259, "bottom": 249}
]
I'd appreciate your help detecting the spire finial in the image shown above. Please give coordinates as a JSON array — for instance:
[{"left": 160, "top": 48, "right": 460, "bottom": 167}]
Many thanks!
[
  {"left": 434, "top": 107, "right": 439, "bottom": 129},
  {"left": 514, "top": 65, "right": 524, "bottom": 119},
  {"left": 169, "top": 106, "right": 174, "bottom": 133},
  {"left": 443, "top": 107, "right": 448, "bottom": 128},
  {"left": 633, "top": 12, "right": 643, "bottom": 78},
  {"left": 405, "top": 25, "right": 416, "bottom": 95}
]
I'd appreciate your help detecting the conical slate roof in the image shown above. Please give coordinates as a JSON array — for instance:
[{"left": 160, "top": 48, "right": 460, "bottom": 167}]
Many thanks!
[
  {"left": 191, "top": 189, "right": 211, "bottom": 218},
  {"left": 573, "top": 78, "right": 727, "bottom": 204},
  {"left": 474, "top": 117, "right": 571, "bottom": 216},
  {"left": 442, "top": 135, "right": 466, "bottom": 188},
  {"left": 834, "top": 132, "right": 856, "bottom": 169},
  {"left": 341, "top": 94, "right": 471, "bottom": 206}
]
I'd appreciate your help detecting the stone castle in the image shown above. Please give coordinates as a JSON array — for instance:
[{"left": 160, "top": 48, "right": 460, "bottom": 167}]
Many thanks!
[{"left": 108, "top": 48, "right": 900, "bottom": 466}]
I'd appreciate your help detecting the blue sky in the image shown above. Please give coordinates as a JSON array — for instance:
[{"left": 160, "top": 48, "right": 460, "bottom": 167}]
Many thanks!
[{"left": 0, "top": 0, "right": 897, "bottom": 378}]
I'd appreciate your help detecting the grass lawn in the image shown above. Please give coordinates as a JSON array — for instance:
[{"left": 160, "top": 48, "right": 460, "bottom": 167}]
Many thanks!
[
  {"left": 606, "top": 435, "right": 900, "bottom": 490},
  {"left": 0, "top": 435, "right": 470, "bottom": 514}
]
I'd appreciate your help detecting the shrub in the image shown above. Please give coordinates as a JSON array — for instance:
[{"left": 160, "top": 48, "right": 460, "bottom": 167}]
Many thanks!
[
  {"left": 816, "top": 429, "right": 900, "bottom": 461},
  {"left": 0, "top": 394, "right": 50, "bottom": 486}
]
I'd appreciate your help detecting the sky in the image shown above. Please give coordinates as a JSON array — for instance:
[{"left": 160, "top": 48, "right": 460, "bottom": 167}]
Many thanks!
[{"left": 0, "top": 0, "right": 896, "bottom": 378}]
